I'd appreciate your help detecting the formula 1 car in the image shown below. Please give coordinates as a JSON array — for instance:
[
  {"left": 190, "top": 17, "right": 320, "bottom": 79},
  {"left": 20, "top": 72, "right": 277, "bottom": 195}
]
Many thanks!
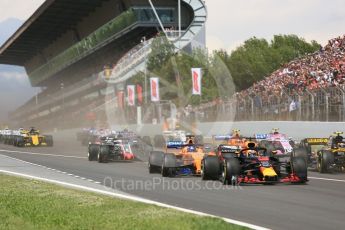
[
  {"left": 11, "top": 128, "right": 53, "bottom": 147},
  {"left": 202, "top": 142, "right": 308, "bottom": 185},
  {"left": 0, "top": 129, "right": 5, "bottom": 143},
  {"left": 77, "top": 128, "right": 95, "bottom": 145},
  {"left": 1, "top": 128, "right": 13, "bottom": 145},
  {"left": 116, "top": 129, "right": 139, "bottom": 143},
  {"left": 212, "top": 130, "right": 257, "bottom": 151},
  {"left": 300, "top": 132, "right": 345, "bottom": 173},
  {"left": 148, "top": 135, "right": 207, "bottom": 177},
  {"left": 77, "top": 128, "right": 109, "bottom": 146},
  {"left": 152, "top": 130, "right": 186, "bottom": 149},
  {"left": 88, "top": 136, "right": 135, "bottom": 163},
  {"left": 298, "top": 137, "right": 328, "bottom": 168},
  {"left": 208, "top": 144, "right": 241, "bottom": 160},
  {"left": 256, "top": 129, "right": 295, "bottom": 156},
  {"left": 152, "top": 130, "right": 203, "bottom": 149}
]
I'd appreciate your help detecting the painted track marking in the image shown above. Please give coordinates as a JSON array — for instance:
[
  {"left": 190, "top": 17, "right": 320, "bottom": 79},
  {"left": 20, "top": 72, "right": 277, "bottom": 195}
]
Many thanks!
[
  {"left": 309, "top": 177, "right": 345, "bottom": 183},
  {"left": 0, "top": 149, "right": 86, "bottom": 159}
]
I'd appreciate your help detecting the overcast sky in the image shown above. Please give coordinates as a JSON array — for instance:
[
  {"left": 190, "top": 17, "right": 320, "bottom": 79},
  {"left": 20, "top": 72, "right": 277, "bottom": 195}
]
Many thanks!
[
  {"left": 206, "top": 0, "right": 345, "bottom": 51},
  {"left": 1, "top": 0, "right": 345, "bottom": 52}
]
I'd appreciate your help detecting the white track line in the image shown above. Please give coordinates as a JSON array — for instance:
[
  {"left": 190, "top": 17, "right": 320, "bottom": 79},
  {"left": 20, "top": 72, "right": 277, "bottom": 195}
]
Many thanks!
[
  {"left": 309, "top": 177, "right": 345, "bottom": 183},
  {"left": 0, "top": 149, "right": 86, "bottom": 159},
  {"left": 1, "top": 154, "right": 104, "bottom": 186},
  {"left": 0, "top": 169, "right": 269, "bottom": 230}
]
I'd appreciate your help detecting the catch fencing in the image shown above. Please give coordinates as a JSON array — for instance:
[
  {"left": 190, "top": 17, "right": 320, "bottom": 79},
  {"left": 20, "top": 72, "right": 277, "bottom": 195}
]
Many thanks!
[{"left": 230, "top": 86, "right": 345, "bottom": 122}]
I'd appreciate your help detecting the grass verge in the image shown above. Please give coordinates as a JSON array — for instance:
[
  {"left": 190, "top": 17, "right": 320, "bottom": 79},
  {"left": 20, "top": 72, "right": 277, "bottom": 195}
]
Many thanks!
[{"left": 0, "top": 174, "right": 247, "bottom": 230}]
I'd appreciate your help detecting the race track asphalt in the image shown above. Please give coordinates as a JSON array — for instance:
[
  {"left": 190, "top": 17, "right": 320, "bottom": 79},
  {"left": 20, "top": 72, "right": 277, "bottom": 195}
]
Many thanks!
[{"left": 0, "top": 132, "right": 344, "bottom": 230}]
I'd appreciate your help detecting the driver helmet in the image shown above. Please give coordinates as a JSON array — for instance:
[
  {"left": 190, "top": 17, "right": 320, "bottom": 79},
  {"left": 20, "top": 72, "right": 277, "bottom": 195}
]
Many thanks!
[
  {"left": 272, "top": 128, "right": 279, "bottom": 135},
  {"left": 187, "top": 145, "right": 196, "bottom": 152},
  {"left": 247, "top": 150, "right": 257, "bottom": 157}
]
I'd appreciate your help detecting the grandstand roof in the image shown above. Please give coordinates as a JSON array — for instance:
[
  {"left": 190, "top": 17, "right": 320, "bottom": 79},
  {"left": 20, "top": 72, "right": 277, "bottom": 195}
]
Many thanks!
[{"left": 0, "top": 0, "right": 109, "bottom": 66}]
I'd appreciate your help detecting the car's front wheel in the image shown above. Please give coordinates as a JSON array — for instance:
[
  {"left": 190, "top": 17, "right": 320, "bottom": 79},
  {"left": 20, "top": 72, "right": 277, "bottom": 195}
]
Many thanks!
[
  {"left": 201, "top": 156, "right": 220, "bottom": 180},
  {"left": 291, "top": 156, "right": 308, "bottom": 183},
  {"left": 319, "top": 151, "right": 334, "bottom": 173},
  {"left": 220, "top": 158, "right": 240, "bottom": 185},
  {"left": 98, "top": 145, "right": 109, "bottom": 163}
]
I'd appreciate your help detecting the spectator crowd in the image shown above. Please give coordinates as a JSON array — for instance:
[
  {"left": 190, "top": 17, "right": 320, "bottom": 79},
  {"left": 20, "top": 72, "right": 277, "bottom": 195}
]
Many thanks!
[{"left": 236, "top": 35, "right": 345, "bottom": 102}]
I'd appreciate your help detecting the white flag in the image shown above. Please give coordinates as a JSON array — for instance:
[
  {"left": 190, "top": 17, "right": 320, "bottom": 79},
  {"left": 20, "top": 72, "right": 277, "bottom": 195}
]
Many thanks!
[
  {"left": 150, "top": 78, "right": 160, "bottom": 102},
  {"left": 191, "top": 68, "right": 202, "bottom": 95},
  {"left": 127, "top": 85, "right": 135, "bottom": 106}
]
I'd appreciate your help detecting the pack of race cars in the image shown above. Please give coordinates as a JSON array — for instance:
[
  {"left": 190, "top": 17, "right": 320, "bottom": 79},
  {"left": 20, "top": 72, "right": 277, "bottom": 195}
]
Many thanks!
[
  {"left": 0, "top": 127, "right": 53, "bottom": 147},
  {"left": 85, "top": 128, "right": 152, "bottom": 163},
  {"left": 146, "top": 128, "right": 345, "bottom": 185},
  {"left": 1, "top": 126, "right": 344, "bottom": 185},
  {"left": 88, "top": 135, "right": 136, "bottom": 162}
]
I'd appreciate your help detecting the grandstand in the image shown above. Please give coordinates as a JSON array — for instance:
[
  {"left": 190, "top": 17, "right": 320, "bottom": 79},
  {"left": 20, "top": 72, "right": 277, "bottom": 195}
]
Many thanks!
[{"left": 0, "top": 0, "right": 207, "bottom": 129}]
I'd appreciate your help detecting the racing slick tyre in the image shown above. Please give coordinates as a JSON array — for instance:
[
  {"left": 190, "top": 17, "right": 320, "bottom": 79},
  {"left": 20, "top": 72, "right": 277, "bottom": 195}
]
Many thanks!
[
  {"left": 293, "top": 148, "right": 308, "bottom": 166},
  {"left": 161, "top": 154, "right": 176, "bottom": 177},
  {"left": 12, "top": 136, "right": 18, "bottom": 146},
  {"left": 45, "top": 135, "right": 54, "bottom": 147},
  {"left": 7, "top": 137, "right": 11, "bottom": 145},
  {"left": 98, "top": 145, "right": 109, "bottom": 163},
  {"left": 88, "top": 145, "right": 100, "bottom": 161},
  {"left": 291, "top": 156, "right": 308, "bottom": 183},
  {"left": 16, "top": 136, "right": 25, "bottom": 147},
  {"left": 148, "top": 151, "right": 164, "bottom": 173},
  {"left": 221, "top": 158, "right": 240, "bottom": 185},
  {"left": 6, "top": 136, "right": 12, "bottom": 145},
  {"left": 3, "top": 136, "right": 8, "bottom": 145},
  {"left": 201, "top": 156, "right": 220, "bottom": 180},
  {"left": 154, "top": 135, "right": 165, "bottom": 149},
  {"left": 318, "top": 151, "right": 334, "bottom": 173}
]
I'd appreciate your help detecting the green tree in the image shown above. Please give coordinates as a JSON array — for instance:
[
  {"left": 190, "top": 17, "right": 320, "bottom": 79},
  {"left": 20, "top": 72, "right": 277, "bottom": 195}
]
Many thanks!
[
  {"left": 219, "top": 34, "right": 320, "bottom": 91},
  {"left": 146, "top": 36, "right": 175, "bottom": 72},
  {"left": 131, "top": 34, "right": 320, "bottom": 106}
]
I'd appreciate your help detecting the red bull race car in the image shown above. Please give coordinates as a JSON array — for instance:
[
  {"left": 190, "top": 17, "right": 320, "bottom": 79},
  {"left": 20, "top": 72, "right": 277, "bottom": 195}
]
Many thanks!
[{"left": 202, "top": 142, "right": 308, "bottom": 185}]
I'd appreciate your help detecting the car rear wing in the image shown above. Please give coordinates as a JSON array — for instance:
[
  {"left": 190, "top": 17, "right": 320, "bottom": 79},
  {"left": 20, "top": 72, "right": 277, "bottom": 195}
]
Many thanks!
[
  {"left": 219, "top": 145, "right": 240, "bottom": 154},
  {"left": 303, "top": 138, "right": 329, "bottom": 145},
  {"left": 212, "top": 135, "right": 265, "bottom": 142},
  {"left": 166, "top": 141, "right": 185, "bottom": 149}
]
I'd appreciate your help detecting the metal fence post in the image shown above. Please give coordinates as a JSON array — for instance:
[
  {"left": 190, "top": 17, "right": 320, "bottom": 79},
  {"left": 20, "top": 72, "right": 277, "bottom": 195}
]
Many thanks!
[
  {"left": 326, "top": 94, "right": 329, "bottom": 122},
  {"left": 306, "top": 89, "right": 315, "bottom": 121},
  {"left": 249, "top": 97, "right": 254, "bottom": 121},
  {"left": 320, "top": 88, "right": 329, "bottom": 122},
  {"left": 336, "top": 86, "right": 345, "bottom": 122},
  {"left": 243, "top": 99, "right": 247, "bottom": 121},
  {"left": 343, "top": 91, "right": 345, "bottom": 122},
  {"left": 298, "top": 95, "right": 302, "bottom": 121}
]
